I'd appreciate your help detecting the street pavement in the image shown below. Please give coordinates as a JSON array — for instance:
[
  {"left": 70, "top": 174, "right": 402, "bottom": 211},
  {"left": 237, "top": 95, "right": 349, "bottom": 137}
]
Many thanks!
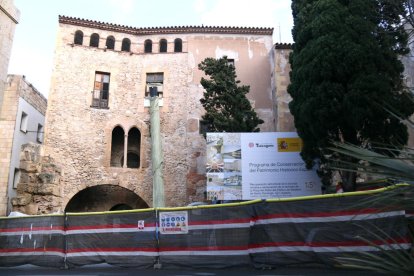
[{"left": 0, "top": 264, "right": 379, "bottom": 275}]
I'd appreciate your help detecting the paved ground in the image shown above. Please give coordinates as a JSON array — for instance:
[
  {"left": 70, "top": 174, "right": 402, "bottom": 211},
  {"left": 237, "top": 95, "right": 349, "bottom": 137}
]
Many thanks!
[{"left": 0, "top": 264, "right": 379, "bottom": 276}]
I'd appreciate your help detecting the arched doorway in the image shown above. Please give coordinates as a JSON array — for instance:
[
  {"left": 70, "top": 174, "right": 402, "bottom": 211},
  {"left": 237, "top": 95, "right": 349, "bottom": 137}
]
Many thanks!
[{"left": 65, "top": 185, "right": 149, "bottom": 212}]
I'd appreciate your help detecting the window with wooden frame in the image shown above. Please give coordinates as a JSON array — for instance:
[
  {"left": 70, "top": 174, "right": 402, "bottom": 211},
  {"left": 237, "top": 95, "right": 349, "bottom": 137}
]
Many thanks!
[
  {"left": 146, "top": 73, "right": 164, "bottom": 98},
  {"left": 91, "top": 72, "right": 110, "bottom": 108}
]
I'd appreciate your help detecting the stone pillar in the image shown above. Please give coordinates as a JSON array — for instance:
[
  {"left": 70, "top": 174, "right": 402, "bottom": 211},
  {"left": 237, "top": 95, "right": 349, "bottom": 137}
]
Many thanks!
[
  {"left": 123, "top": 133, "right": 128, "bottom": 168},
  {"left": 150, "top": 96, "right": 164, "bottom": 207}
]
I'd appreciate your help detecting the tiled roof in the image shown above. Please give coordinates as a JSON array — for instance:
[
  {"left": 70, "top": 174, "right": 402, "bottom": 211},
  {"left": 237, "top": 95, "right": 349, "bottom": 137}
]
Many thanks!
[{"left": 59, "top": 15, "right": 274, "bottom": 36}]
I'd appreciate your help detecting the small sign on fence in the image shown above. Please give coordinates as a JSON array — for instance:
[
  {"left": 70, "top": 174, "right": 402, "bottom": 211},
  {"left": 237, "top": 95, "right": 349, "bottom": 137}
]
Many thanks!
[{"left": 159, "top": 211, "right": 188, "bottom": 234}]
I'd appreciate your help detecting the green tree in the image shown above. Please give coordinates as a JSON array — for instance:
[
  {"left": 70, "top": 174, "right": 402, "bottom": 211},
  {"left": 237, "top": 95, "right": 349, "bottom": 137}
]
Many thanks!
[
  {"left": 288, "top": 0, "right": 414, "bottom": 191},
  {"left": 198, "top": 56, "right": 264, "bottom": 135}
]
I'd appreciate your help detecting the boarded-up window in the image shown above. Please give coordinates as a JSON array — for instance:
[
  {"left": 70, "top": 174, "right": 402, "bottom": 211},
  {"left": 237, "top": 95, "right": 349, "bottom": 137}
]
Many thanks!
[{"left": 91, "top": 72, "right": 110, "bottom": 108}]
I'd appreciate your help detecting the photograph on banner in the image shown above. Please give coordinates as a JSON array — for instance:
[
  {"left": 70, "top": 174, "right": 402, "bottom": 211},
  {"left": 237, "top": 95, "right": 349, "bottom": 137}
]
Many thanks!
[
  {"left": 206, "top": 132, "right": 321, "bottom": 201},
  {"left": 159, "top": 211, "right": 188, "bottom": 234},
  {"left": 206, "top": 133, "right": 242, "bottom": 200}
]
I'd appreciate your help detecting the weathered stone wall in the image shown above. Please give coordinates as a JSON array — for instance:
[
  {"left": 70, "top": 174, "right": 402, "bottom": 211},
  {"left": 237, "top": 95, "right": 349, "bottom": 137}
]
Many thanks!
[
  {"left": 0, "top": 0, "right": 19, "bottom": 117},
  {"left": 274, "top": 45, "right": 295, "bottom": 132},
  {"left": 36, "top": 20, "right": 276, "bottom": 212},
  {"left": 11, "top": 143, "right": 62, "bottom": 214},
  {"left": 0, "top": 75, "right": 47, "bottom": 215}
]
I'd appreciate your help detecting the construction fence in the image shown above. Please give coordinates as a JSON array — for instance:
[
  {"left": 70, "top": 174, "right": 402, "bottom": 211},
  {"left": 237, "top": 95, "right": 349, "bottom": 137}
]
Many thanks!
[{"left": 0, "top": 185, "right": 412, "bottom": 269}]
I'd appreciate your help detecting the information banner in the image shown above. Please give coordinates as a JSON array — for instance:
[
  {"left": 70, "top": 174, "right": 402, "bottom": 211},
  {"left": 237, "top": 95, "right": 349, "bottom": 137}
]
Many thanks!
[{"left": 206, "top": 132, "right": 321, "bottom": 200}]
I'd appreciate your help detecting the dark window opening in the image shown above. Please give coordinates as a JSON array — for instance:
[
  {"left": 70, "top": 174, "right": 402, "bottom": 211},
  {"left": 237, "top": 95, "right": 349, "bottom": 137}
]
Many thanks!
[
  {"left": 121, "top": 38, "right": 131, "bottom": 52},
  {"left": 91, "top": 72, "right": 110, "bottom": 108},
  {"left": 74, "top": 30, "right": 83, "bottom": 45},
  {"left": 110, "top": 126, "right": 124, "bottom": 167},
  {"left": 146, "top": 73, "right": 164, "bottom": 98},
  {"left": 144, "top": 39, "right": 152, "bottom": 53},
  {"left": 127, "top": 127, "right": 141, "bottom": 168},
  {"left": 106, "top": 36, "right": 115, "bottom": 50},
  {"left": 159, "top": 39, "right": 167, "bottom": 53},
  {"left": 227, "top": 59, "right": 235, "bottom": 67},
  {"left": 174, "top": 38, "right": 182, "bottom": 52},
  {"left": 36, "top": 124, "right": 43, "bottom": 143},
  {"left": 110, "top": 204, "right": 133, "bottom": 211},
  {"left": 90, "top": 33, "right": 100, "bottom": 47}
]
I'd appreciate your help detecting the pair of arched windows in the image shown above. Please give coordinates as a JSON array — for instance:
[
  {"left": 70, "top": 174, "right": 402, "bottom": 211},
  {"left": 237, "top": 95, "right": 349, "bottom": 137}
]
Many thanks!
[
  {"left": 144, "top": 38, "right": 183, "bottom": 53},
  {"left": 110, "top": 126, "right": 141, "bottom": 168},
  {"left": 74, "top": 31, "right": 131, "bottom": 52}
]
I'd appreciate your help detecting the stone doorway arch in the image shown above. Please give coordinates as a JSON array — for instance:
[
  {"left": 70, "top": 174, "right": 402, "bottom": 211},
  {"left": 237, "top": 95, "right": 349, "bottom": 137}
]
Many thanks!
[{"left": 65, "top": 185, "right": 149, "bottom": 212}]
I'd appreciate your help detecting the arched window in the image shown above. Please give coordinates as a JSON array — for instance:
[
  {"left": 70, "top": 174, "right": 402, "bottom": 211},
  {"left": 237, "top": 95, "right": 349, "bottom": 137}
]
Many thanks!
[
  {"left": 174, "top": 38, "right": 182, "bottom": 52},
  {"left": 106, "top": 36, "right": 115, "bottom": 50},
  {"left": 110, "top": 126, "right": 124, "bottom": 167},
  {"left": 144, "top": 39, "right": 152, "bottom": 53},
  {"left": 90, "top": 33, "right": 100, "bottom": 47},
  {"left": 74, "top": 30, "right": 83, "bottom": 45},
  {"left": 159, "top": 39, "right": 167, "bottom": 53},
  {"left": 121, "top": 38, "right": 131, "bottom": 52},
  {"left": 127, "top": 127, "right": 141, "bottom": 168}
]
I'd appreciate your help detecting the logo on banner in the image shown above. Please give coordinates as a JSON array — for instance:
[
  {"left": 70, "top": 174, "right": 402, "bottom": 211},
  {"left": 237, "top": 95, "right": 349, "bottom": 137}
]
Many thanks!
[
  {"left": 137, "top": 220, "right": 145, "bottom": 230},
  {"left": 277, "top": 138, "right": 302, "bottom": 152},
  {"left": 160, "top": 211, "right": 188, "bottom": 234}
]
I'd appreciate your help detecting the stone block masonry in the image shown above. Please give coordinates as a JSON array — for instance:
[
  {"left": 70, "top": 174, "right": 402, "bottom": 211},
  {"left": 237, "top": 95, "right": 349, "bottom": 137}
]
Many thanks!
[{"left": 11, "top": 143, "right": 62, "bottom": 214}]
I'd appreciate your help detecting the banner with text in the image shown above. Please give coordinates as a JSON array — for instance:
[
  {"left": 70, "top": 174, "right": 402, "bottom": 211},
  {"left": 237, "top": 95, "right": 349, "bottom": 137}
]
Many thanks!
[{"left": 206, "top": 132, "right": 321, "bottom": 200}]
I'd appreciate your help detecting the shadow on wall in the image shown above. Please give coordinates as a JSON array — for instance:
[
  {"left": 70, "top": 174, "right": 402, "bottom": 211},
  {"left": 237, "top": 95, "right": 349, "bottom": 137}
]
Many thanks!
[{"left": 65, "top": 184, "right": 148, "bottom": 212}]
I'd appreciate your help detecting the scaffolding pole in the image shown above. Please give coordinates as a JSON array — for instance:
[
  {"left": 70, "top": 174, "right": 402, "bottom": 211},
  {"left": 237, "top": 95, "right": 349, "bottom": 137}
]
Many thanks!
[{"left": 150, "top": 95, "right": 165, "bottom": 208}]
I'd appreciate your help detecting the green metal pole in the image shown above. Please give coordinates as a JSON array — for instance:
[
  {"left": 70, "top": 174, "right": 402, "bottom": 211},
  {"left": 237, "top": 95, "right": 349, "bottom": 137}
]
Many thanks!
[{"left": 150, "top": 96, "right": 165, "bottom": 207}]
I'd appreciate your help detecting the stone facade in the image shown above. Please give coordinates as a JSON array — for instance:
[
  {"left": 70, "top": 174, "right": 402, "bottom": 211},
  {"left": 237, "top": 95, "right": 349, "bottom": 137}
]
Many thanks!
[
  {"left": 11, "top": 143, "right": 62, "bottom": 214},
  {"left": 0, "top": 75, "right": 47, "bottom": 215},
  {"left": 0, "top": 0, "right": 19, "bottom": 116},
  {"left": 18, "top": 16, "right": 277, "bottom": 213},
  {"left": 273, "top": 43, "right": 295, "bottom": 132}
]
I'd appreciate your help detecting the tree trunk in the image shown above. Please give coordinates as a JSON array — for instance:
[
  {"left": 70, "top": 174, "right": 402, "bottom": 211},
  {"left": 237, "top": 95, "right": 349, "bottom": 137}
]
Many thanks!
[{"left": 341, "top": 170, "right": 357, "bottom": 192}]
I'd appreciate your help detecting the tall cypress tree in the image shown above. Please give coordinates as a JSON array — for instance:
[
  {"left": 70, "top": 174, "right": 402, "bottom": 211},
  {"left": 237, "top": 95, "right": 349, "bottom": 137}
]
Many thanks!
[
  {"left": 198, "top": 56, "right": 264, "bottom": 135},
  {"left": 288, "top": 0, "right": 414, "bottom": 191}
]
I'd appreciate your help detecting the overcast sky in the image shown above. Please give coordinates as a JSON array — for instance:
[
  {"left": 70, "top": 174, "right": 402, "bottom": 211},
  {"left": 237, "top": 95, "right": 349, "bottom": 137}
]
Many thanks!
[{"left": 8, "top": 0, "right": 294, "bottom": 98}]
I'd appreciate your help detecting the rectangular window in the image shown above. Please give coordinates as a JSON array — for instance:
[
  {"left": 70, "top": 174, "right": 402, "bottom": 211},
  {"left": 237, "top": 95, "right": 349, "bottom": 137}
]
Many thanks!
[
  {"left": 227, "top": 59, "right": 235, "bottom": 67},
  {"left": 36, "top": 124, "right": 44, "bottom": 143},
  {"left": 91, "top": 72, "right": 110, "bottom": 108},
  {"left": 20, "top": 112, "right": 28, "bottom": 133},
  {"left": 146, "top": 73, "right": 164, "bottom": 98},
  {"left": 13, "top": 169, "right": 20, "bottom": 189}
]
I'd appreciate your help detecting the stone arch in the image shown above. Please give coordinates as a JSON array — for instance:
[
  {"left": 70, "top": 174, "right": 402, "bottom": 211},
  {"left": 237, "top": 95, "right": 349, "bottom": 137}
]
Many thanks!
[
  {"left": 90, "top": 33, "right": 100, "bottom": 47},
  {"left": 121, "top": 38, "right": 131, "bottom": 52},
  {"left": 64, "top": 184, "right": 149, "bottom": 212},
  {"left": 110, "top": 125, "right": 125, "bottom": 167},
  {"left": 174, "top": 38, "right": 182, "bottom": 52},
  {"left": 144, "top": 39, "right": 152, "bottom": 53},
  {"left": 74, "top": 30, "right": 83, "bottom": 45},
  {"left": 159, "top": 39, "right": 167, "bottom": 53},
  {"left": 106, "top": 35, "right": 115, "bottom": 50}
]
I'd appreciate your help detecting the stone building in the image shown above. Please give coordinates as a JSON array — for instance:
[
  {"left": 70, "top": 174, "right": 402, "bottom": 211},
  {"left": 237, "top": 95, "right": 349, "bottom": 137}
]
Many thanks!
[
  {"left": 0, "top": 0, "right": 19, "bottom": 116},
  {"left": 0, "top": 75, "right": 46, "bottom": 215},
  {"left": 0, "top": 0, "right": 19, "bottom": 215},
  {"left": 12, "top": 16, "right": 278, "bottom": 214}
]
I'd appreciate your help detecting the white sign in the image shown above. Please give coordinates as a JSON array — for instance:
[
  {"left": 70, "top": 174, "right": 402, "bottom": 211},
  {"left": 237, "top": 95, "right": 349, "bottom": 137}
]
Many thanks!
[
  {"left": 159, "top": 211, "right": 188, "bottom": 234},
  {"left": 206, "top": 132, "right": 321, "bottom": 200}
]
